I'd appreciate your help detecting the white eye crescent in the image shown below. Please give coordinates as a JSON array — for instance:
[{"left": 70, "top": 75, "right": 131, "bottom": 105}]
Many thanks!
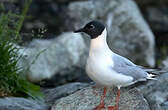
[{"left": 88, "top": 24, "right": 95, "bottom": 29}]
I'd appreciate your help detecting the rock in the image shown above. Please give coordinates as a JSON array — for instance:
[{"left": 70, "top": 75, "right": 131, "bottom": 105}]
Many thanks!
[
  {"left": 42, "top": 82, "right": 89, "bottom": 106},
  {"left": 66, "top": 0, "right": 155, "bottom": 67},
  {"left": 51, "top": 86, "right": 150, "bottom": 110},
  {"left": 144, "top": 7, "right": 168, "bottom": 33},
  {"left": 0, "top": 97, "right": 48, "bottom": 110},
  {"left": 160, "top": 57, "right": 168, "bottom": 70},
  {"left": 20, "top": 32, "right": 87, "bottom": 83},
  {"left": 137, "top": 72, "right": 168, "bottom": 110},
  {"left": 134, "top": 1, "right": 168, "bottom": 62},
  {"left": 162, "top": 101, "right": 168, "bottom": 110}
]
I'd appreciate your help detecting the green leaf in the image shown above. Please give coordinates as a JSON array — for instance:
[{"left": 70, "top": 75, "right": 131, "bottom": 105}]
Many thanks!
[{"left": 0, "top": 0, "right": 43, "bottom": 100}]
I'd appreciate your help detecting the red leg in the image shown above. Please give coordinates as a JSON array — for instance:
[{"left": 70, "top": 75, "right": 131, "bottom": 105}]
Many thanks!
[
  {"left": 93, "top": 87, "right": 107, "bottom": 110},
  {"left": 108, "top": 88, "right": 120, "bottom": 110},
  {"left": 115, "top": 88, "right": 120, "bottom": 110}
]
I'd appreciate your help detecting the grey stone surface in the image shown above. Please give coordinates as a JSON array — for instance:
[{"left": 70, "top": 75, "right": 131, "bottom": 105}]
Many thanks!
[
  {"left": 160, "top": 57, "right": 168, "bottom": 70},
  {"left": 137, "top": 73, "right": 168, "bottom": 110},
  {"left": 0, "top": 97, "right": 48, "bottom": 110},
  {"left": 20, "top": 32, "right": 86, "bottom": 83},
  {"left": 67, "top": 0, "right": 155, "bottom": 67},
  {"left": 42, "top": 82, "right": 89, "bottom": 105},
  {"left": 51, "top": 86, "right": 150, "bottom": 110},
  {"left": 162, "top": 101, "right": 168, "bottom": 110}
]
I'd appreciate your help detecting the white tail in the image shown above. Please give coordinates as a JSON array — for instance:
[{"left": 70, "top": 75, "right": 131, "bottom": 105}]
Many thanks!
[{"left": 147, "top": 73, "right": 157, "bottom": 80}]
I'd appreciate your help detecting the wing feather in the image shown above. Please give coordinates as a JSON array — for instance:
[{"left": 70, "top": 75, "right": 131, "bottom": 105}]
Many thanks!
[
  {"left": 111, "top": 66, "right": 148, "bottom": 81},
  {"left": 111, "top": 54, "right": 149, "bottom": 81}
]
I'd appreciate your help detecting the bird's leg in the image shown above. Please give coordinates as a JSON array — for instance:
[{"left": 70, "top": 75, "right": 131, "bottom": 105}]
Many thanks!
[
  {"left": 108, "top": 87, "right": 120, "bottom": 110},
  {"left": 93, "top": 87, "right": 107, "bottom": 110},
  {"left": 115, "top": 88, "right": 120, "bottom": 110}
]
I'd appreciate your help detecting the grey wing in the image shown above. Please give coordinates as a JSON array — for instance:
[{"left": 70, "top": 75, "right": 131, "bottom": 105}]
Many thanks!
[
  {"left": 112, "top": 66, "right": 148, "bottom": 81},
  {"left": 112, "top": 54, "right": 156, "bottom": 75},
  {"left": 112, "top": 53, "right": 136, "bottom": 67}
]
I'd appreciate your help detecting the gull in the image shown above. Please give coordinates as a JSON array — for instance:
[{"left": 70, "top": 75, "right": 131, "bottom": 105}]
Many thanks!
[{"left": 74, "top": 20, "right": 155, "bottom": 110}]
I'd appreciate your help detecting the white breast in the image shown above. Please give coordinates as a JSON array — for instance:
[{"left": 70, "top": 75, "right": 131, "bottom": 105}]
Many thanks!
[
  {"left": 85, "top": 29, "right": 133, "bottom": 87},
  {"left": 86, "top": 52, "right": 133, "bottom": 87}
]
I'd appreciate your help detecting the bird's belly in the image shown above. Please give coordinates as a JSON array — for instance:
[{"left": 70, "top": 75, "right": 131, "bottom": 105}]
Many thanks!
[{"left": 86, "top": 58, "right": 133, "bottom": 87}]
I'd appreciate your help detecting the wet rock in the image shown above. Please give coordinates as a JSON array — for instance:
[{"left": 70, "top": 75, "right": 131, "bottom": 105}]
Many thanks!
[
  {"left": 0, "top": 97, "right": 48, "bottom": 110},
  {"left": 51, "top": 86, "right": 150, "bottom": 110},
  {"left": 20, "top": 32, "right": 87, "bottom": 83},
  {"left": 66, "top": 0, "right": 155, "bottom": 67},
  {"left": 42, "top": 82, "right": 89, "bottom": 106},
  {"left": 137, "top": 72, "right": 168, "bottom": 110}
]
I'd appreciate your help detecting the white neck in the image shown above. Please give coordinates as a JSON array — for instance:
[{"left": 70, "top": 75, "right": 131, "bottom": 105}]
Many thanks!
[{"left": 89, "top": 28, "right": 111, "bottom": 55}]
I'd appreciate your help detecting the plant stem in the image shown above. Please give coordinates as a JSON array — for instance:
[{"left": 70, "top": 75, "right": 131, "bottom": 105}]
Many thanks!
[{"left": 15, "top": 0, "right": 32, "bottom": 40}]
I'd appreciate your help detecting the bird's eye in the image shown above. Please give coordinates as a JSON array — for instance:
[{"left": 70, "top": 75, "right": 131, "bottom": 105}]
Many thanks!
[{"left": 88, "top": 24, "right": 95, "bottom": 29}]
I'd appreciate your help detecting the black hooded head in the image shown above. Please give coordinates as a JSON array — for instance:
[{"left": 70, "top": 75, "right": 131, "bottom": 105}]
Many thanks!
[{"left": 74, "top": 21, "right": 105, "bottom": 39}]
